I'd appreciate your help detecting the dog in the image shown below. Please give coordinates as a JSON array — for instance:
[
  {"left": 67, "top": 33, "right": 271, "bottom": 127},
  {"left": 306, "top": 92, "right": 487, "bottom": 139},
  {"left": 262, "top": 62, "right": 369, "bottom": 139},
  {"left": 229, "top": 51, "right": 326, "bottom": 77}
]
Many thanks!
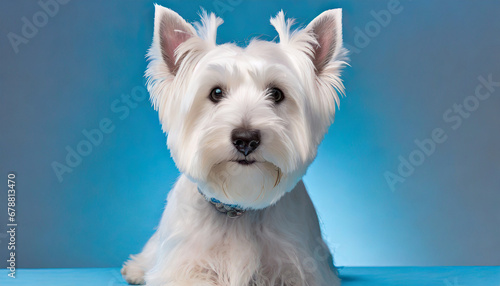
[{"left": 121, "top": 5, "right": 348, "bottom": 286}]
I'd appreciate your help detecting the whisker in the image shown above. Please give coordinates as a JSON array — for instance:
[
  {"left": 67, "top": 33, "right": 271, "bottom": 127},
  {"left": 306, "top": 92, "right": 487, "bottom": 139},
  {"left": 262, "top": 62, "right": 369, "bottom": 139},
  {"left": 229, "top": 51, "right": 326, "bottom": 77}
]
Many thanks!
[
  {"left": 273, "top": 167, "right": 282, "bottom": 188},
  {"left": 255, "top": 183, "right": 265, "bottom": 202},
  {"left": 222, "top": 178, "right": 229, "bottom": 199}
]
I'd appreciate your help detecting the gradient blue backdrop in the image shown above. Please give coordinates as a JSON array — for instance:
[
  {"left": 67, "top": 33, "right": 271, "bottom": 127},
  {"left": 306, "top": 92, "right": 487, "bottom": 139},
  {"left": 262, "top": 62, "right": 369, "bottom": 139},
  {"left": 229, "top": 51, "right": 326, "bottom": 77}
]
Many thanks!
[{"left": 1, "top": 0, "right": 499, "bottom": 268}]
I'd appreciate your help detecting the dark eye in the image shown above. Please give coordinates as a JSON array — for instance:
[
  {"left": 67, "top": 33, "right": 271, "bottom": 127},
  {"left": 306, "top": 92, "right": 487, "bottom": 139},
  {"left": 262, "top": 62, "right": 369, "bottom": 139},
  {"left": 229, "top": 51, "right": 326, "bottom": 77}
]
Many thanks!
[
  {"left": 268, "top": 87, "right": 285, "bottom": 103},
  {"left": 209, "top": 87, "right": 224, "bottom": 103}
]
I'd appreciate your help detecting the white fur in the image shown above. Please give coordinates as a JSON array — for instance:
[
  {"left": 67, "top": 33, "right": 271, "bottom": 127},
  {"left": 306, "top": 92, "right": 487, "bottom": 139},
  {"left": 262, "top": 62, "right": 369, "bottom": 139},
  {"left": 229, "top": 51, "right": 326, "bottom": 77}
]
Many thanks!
[{"left": 123, "top": 5, "right": 348, "bottom": 286}]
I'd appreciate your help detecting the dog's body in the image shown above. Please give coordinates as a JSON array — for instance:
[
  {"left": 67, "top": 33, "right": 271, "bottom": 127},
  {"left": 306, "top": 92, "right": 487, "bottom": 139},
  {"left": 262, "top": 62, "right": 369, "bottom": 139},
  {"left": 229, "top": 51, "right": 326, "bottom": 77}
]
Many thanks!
[
  {"left": 122, "top": 5, "right": 347, "bottom": 286},
  {"left": 122, "top": 176, "right": 338, "bottom": 285}
]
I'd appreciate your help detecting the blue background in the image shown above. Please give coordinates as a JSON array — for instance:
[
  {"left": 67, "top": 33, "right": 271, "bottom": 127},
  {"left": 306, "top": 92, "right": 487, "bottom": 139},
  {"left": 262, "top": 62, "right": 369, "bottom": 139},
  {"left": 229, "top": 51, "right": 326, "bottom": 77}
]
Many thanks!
[{"left": 0, "top": 0, "right": 499, "bottom": 268}]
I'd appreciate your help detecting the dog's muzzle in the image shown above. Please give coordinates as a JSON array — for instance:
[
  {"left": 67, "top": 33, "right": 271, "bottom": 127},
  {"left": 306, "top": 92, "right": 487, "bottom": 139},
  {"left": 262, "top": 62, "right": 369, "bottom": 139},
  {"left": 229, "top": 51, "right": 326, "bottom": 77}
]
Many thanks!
[{"left": 197, "top": 187, "right": 246, "bottom": 218}]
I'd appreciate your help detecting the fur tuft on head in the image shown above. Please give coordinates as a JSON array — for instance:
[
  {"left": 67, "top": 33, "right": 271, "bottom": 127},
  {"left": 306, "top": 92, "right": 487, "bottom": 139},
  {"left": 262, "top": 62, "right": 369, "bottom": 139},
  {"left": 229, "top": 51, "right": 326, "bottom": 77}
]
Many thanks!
[{"left": 193, "top": 9, "right": 223, "bottom": 46}]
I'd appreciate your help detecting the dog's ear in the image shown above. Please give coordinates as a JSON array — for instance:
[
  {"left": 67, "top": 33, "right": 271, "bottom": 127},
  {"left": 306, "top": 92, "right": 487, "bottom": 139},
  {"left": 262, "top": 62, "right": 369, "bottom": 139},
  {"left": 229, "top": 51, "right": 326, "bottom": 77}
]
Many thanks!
[
  {"left": 147, "top": 6, "right": 222, "bottom": 132},
  {"left": 272, "top": 10, "right": 348, "bottom": 125},
  {"left": 152, "top": 5, "right": 198, "bottom": 75},
  {"left": 271, "top": 9, "right": 347, "bottom": 77},
  {"left": 305, "top": 9, "right": 345, "bottom": 75}
]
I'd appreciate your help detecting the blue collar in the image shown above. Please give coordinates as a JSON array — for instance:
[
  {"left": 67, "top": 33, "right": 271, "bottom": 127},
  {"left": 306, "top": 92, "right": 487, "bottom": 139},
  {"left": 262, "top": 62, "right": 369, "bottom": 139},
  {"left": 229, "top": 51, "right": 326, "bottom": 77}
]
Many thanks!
[{"left": 197, "top": 188, "right": 246, "bottom": 218}]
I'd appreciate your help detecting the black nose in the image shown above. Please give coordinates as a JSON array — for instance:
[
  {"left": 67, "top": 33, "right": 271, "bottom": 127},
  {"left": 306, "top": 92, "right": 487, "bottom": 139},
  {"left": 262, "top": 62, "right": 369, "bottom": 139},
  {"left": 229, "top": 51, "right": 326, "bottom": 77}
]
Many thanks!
[{"left": 231, "top": 129, "right": 261, "bottom": 156}]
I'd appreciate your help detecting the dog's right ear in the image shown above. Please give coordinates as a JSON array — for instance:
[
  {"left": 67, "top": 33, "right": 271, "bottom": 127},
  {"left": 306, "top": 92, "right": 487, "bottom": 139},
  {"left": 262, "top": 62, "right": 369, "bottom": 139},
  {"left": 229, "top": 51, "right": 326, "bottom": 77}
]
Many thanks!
[
  {"left": 147, "top": 6, "right": 222, "bottom": 132},
  {"left": 152, "top": 5, "right": 198, "bottom": 75}
]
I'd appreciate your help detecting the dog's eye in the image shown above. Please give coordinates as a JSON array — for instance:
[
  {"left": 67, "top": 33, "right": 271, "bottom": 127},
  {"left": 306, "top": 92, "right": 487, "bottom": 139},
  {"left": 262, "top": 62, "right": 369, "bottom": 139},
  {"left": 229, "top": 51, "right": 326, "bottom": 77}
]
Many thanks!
[
  {"left": 268, "top": 87, "right": 285, "bottom": 104},
  {"left": 209, "top": 87, "right": 224, "bottom": 103}
]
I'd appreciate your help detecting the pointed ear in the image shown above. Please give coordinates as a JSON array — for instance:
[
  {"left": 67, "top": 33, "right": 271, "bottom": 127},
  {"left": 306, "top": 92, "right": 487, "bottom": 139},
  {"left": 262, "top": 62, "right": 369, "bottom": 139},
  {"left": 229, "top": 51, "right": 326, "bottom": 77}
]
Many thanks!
[
  {"left": 153, "top": 5, "right": 197, "bottom": 75},
  {"left": 271, "top": 10, "right": 348, "bottom": 115},
  {"left": 306, "top": 9, "right": 344, "bottom": 74}
]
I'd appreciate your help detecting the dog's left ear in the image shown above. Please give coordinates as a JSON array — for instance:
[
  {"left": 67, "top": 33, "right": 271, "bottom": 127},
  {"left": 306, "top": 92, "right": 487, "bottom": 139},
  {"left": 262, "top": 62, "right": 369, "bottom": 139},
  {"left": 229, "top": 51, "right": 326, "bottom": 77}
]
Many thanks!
[
  {"left": 305, "top": 9, "right": 344, "bottom": 75},
  {"left": 272, "top": 9, "right": 347, "bottom": 112},
  {"left": 271, "top": 9, "right": 347, "bottom": 77}
]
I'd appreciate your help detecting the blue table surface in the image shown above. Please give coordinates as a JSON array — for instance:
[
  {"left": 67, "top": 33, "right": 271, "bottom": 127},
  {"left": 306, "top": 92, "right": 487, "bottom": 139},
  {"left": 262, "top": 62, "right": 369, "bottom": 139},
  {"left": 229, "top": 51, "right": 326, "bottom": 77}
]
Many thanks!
[{"left": 0, "top": 267, "right": 499, "bottom": 286}]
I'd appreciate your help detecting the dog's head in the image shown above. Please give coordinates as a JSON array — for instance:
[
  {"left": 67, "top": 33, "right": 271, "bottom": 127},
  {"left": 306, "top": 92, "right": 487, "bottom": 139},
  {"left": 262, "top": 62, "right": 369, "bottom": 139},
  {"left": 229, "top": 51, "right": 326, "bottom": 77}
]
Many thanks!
[{"left": 147, "top": 5, "right": 347, "bottom": 209}]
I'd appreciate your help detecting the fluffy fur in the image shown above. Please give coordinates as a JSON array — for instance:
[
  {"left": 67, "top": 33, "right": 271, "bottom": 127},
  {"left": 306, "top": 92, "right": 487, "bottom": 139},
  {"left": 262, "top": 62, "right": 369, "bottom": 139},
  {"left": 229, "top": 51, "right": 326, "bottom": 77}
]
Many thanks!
[{"left": 122, "top": 5, "right": 348, "bottom": 286}]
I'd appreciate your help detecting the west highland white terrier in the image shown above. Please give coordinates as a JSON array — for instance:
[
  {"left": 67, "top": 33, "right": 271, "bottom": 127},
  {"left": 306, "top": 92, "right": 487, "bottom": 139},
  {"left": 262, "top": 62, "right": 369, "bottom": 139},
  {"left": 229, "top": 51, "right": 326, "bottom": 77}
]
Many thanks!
[{"left": 122, "top": 5, "right": 348, "bottom": 286}]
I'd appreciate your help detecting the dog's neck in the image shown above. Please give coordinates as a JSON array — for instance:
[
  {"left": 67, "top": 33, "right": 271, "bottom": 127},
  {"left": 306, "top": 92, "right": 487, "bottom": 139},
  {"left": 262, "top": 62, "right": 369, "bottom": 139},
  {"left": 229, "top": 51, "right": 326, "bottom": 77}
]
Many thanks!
[{"left": 197, "top": 188, "right": 246, "bottom": 218}]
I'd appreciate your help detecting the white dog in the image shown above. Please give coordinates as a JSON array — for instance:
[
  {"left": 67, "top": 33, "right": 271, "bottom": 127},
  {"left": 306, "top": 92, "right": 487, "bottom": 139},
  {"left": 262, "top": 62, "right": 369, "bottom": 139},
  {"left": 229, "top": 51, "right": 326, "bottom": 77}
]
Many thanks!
[{"left": 122, "top": 5, "right": 348, "bottom": 286}]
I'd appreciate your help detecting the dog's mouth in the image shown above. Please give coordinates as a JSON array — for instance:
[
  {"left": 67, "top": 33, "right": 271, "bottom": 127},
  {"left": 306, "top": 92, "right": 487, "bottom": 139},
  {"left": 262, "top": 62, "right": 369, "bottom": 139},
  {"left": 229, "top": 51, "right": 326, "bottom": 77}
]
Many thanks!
[{"left": 234, "top": 159, "right": 256, "bottom": 165}]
